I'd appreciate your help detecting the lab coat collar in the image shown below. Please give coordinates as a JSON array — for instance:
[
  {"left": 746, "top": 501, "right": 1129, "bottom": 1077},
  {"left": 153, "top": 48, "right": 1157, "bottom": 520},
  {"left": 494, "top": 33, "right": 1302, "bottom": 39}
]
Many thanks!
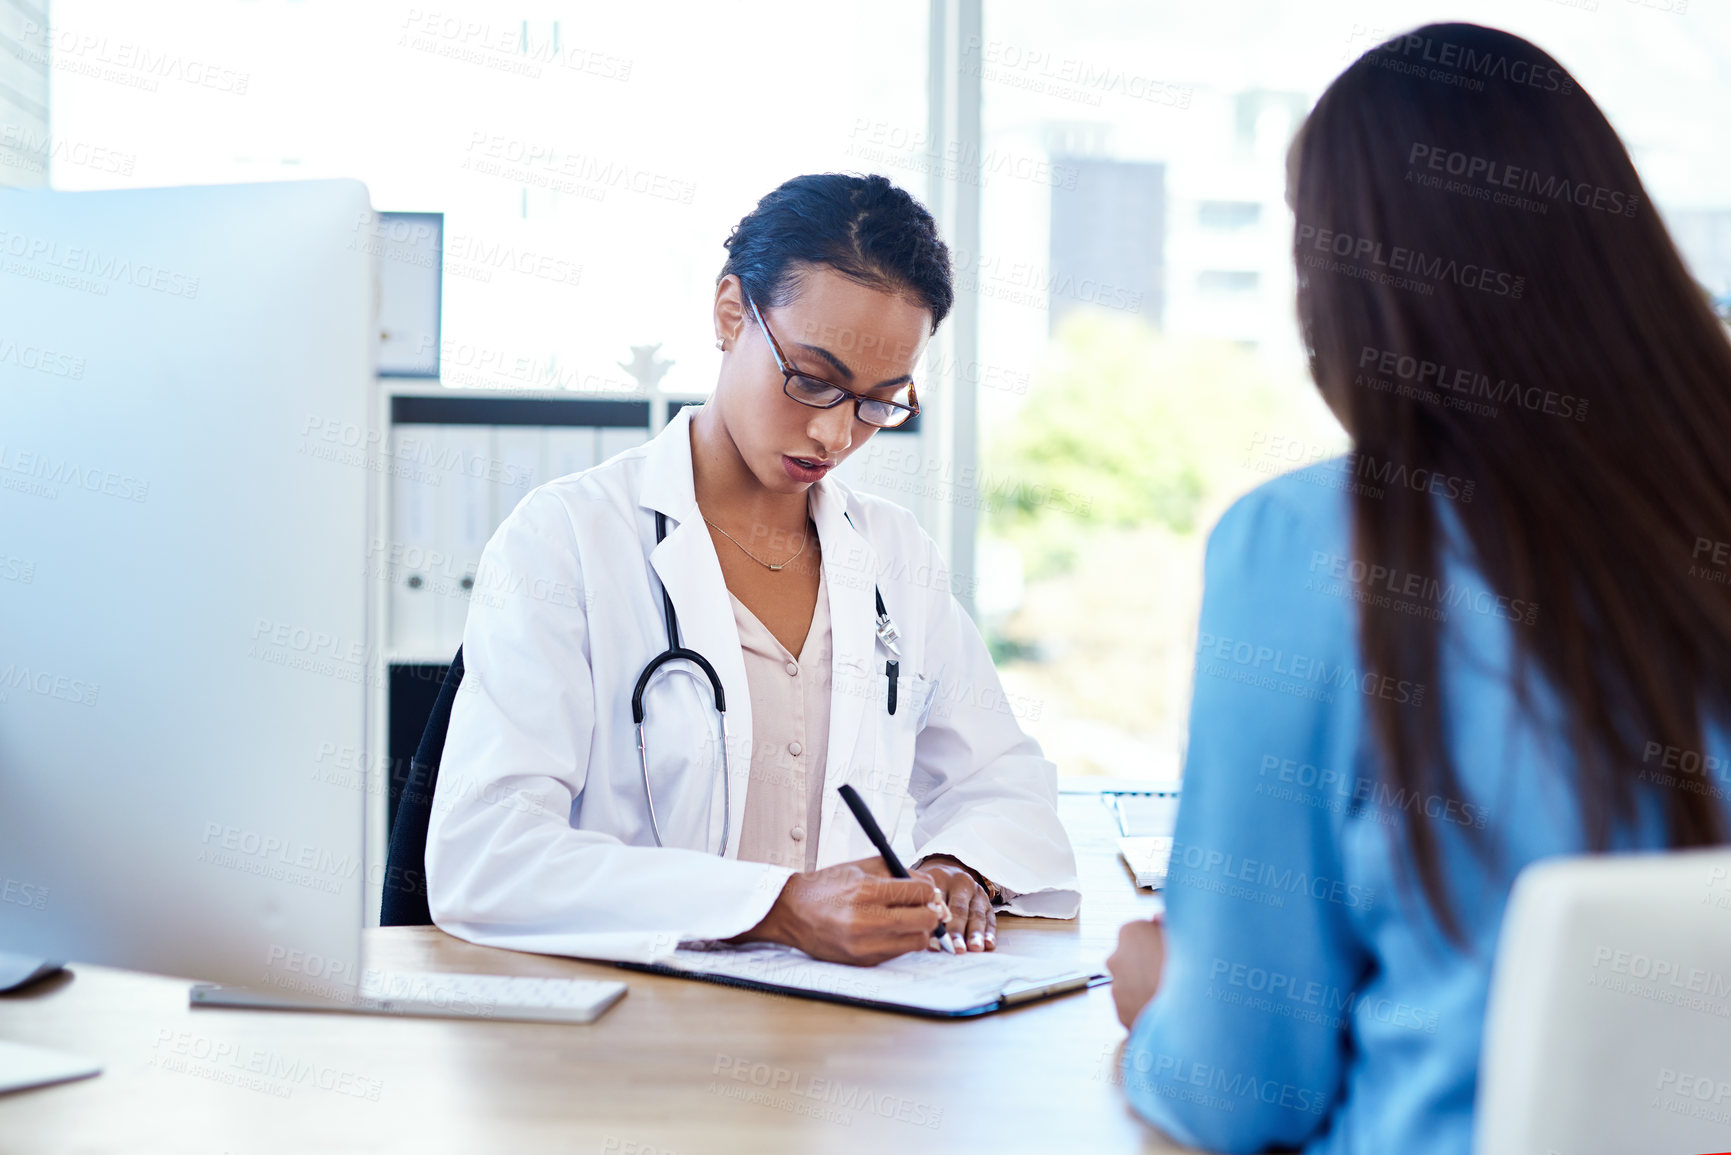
[
  {"left": 639, "top": 406, "right": 878, "bottom": 861},
  {"left": 642, "top": 407, "right": 751, "bottom": 854},
  {"left": 639, "top": 405, "right": 703, "bottom": 522}
]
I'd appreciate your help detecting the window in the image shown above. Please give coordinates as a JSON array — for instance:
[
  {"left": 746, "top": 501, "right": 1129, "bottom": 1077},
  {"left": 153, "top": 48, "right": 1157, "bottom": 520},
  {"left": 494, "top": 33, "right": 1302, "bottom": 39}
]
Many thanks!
[
  {"left": 1198, "top": 200, "right": 1261, "bottom": 230},
  {"left": 41, "top": 2, "right": 929, "bottom": 399},
  {"left": 40, "top": 0, "right": 1731, "bottom": 785},
  {"left": 1196, "top": 270, "right": 1259, "bottom": 295}
]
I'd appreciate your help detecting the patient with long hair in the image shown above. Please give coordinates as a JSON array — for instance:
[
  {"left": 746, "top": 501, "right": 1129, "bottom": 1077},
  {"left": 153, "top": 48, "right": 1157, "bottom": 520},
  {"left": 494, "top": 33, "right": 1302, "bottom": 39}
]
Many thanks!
[{"left": 1106, "top": 22, "right": 1731, "bottom": 1154}]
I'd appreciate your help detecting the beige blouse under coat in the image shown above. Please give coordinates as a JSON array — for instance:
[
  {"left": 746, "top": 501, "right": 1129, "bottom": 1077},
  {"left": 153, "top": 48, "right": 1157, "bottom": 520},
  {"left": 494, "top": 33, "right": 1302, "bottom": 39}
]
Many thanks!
[{"left": 731, "top": 570, "right": 832, "bottom": 873}]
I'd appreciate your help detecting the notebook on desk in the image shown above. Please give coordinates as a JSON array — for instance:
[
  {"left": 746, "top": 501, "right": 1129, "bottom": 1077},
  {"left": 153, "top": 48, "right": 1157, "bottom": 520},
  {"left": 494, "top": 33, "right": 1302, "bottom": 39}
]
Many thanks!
[
  {"left": 1103, "top": 787, "right": 1181, "bottom": 838},
  {"left": 1104, "top": 787, "right": 1180, "bottom": 891},
  {"left": 1117, "top": 836, "right": 1174, "bottom": 889},
  {"left": 618, "top": 943, "right": 1108, "bottom": 1018}
]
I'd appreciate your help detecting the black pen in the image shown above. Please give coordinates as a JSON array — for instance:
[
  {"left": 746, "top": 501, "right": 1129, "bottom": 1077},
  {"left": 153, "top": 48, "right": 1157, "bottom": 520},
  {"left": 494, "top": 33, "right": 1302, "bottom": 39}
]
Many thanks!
[{"left": 836, "top": 784, "right": 955, "bottom": 953}]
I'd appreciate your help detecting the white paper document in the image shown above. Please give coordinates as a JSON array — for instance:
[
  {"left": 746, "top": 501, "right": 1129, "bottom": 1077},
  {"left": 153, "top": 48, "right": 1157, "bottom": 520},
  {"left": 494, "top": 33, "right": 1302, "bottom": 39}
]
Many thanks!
[{"left": 645, "top": 943, "right": 1104, "bottom": 1015}]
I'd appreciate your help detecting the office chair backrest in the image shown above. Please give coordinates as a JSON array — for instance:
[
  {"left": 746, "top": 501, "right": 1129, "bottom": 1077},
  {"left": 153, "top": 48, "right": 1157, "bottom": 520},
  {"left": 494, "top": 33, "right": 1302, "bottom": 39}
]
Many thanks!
[
  {"left": 380, "top": 648, "right": 465, "bottom": 926},
  {"left": 1475, "top": 847, "right": 1731, "bottom": 1154}
]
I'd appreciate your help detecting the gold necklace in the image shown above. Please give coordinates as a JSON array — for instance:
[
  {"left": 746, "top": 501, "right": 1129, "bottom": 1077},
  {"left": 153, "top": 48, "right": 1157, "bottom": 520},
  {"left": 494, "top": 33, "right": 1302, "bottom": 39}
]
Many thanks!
[{"left": 704, "top": 517, "right": 811, "bottom": 572}]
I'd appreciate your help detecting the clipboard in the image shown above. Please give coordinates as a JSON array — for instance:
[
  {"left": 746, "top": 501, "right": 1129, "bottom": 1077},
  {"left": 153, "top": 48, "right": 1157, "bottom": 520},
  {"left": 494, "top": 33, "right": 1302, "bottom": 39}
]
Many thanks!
[{"left": 615, "top": 944, "right": 1109, "bottom": 1018}]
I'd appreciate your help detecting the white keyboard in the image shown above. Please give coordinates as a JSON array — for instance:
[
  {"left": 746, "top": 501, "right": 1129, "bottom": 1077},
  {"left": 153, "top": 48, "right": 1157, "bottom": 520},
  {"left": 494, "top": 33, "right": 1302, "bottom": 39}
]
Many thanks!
[{"left": 190, "top": 970, "right": 628, "bottom": 1024}]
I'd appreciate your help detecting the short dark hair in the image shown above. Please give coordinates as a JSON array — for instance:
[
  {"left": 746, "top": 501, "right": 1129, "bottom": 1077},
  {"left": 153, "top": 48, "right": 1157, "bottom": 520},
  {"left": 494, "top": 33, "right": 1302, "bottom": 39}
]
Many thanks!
[{"left": 718, "top": 173, "right": 953, "bottom": 332}]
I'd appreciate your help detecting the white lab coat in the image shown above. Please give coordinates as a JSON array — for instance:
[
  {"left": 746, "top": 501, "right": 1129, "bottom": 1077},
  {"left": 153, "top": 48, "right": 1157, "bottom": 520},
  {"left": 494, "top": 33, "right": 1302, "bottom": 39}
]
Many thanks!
[{"left": 425, "top": 407, "right": 1080, "bottom": 963}]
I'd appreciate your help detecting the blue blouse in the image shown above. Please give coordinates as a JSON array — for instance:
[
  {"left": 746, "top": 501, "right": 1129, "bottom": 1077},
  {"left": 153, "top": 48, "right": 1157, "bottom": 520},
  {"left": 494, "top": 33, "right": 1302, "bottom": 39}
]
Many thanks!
[{"left": 1123, "top": 461, "right": 1714, "bottom": 1153}]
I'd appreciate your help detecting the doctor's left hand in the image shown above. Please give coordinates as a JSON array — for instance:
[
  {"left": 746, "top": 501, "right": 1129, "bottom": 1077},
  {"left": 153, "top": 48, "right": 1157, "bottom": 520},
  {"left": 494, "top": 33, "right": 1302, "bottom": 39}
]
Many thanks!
[{"left": 912, "top": 855, "right": 997, "bottom": 953}]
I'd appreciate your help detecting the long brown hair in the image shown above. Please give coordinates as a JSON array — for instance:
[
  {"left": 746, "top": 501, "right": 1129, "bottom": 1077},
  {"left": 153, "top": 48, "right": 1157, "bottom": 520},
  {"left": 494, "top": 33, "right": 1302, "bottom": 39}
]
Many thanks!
[{"left": 1292, "top": 23, "right": 1731, "bottom": 940}]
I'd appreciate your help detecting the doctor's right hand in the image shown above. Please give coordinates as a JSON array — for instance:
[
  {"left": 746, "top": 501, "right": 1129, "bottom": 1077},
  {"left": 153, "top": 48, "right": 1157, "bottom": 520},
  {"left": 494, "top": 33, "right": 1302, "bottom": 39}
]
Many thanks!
[{"left": 728, "top": 858, "right": 952, "bottom": 967}]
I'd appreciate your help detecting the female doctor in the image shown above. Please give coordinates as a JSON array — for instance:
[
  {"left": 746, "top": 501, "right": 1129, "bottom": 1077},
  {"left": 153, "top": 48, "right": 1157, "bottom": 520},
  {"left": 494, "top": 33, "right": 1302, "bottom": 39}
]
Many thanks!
[{"left": 425, "top": 173, "right": 1079, "bottom": 967}]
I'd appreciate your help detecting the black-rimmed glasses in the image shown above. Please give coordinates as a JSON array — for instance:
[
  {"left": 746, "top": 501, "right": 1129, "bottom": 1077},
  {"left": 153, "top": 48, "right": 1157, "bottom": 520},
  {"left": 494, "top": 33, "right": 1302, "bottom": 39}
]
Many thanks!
[{"left": 744, "top": 292, "right": 920, "bottom": 429}]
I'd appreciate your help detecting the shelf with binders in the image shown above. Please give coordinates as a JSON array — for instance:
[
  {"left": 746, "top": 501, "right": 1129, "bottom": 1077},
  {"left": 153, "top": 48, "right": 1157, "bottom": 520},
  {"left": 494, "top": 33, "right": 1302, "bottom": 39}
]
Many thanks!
[{"left": 382, "top": 392, "right": 661, "bottom": 663}]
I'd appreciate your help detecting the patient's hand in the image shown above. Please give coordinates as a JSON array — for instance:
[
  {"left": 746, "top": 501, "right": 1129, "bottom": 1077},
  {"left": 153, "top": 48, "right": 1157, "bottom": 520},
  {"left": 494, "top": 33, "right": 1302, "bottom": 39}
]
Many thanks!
[
  {"left": 728, "top": 857, "right": 951, "bottom": 966},
  {"left": 1107, "top": 917, "right": 1167, "bottom": 1028}
]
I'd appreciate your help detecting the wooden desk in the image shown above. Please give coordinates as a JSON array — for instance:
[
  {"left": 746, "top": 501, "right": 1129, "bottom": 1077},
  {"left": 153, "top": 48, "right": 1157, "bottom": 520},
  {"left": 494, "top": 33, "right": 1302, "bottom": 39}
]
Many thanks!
[{"left": 0, "top": 792, "right": 1188, "bottom": 1154}]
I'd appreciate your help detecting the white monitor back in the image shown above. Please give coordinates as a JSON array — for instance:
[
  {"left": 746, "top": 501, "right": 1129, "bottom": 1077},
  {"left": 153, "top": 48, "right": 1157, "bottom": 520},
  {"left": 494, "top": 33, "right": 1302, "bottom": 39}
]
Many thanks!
[
  {"left": 1476, "top": 847, "right": 1731, "bottom": 1154},
  {"left": 0, "top": 179, "right": 376, "bottom": 995}
]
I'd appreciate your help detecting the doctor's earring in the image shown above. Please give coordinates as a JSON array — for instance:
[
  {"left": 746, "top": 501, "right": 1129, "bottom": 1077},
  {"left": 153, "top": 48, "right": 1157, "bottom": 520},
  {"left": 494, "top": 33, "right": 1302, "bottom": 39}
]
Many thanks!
[{"left": 715, "top": 338, "right": 726, "bottom": 351}]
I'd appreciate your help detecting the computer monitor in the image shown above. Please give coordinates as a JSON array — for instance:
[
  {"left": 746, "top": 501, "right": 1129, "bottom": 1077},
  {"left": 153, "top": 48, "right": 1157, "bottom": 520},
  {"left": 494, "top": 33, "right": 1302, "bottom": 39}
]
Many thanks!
[{"left": 0, "top": 180, "right": 378, "bottom": 1007}]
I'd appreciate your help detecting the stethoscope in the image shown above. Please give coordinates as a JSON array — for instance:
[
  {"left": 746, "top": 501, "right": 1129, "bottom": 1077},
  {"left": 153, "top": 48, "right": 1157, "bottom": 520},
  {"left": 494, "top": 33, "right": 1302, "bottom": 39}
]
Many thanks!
[{"left": 631, "top": 509, "right": 904, "bottom": 855}]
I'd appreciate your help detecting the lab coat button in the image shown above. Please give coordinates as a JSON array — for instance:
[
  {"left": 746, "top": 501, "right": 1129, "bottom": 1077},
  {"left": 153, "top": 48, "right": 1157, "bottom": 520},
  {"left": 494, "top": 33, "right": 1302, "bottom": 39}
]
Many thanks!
[
  {"left": 784, "top": 660, "right": 799, "bottom": 676},
  {"left": 788, "top": 741, "right": 802, "bottom": 757},
  {"left": 790, "top": 825, "right": 805, "bottom": 841}
]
